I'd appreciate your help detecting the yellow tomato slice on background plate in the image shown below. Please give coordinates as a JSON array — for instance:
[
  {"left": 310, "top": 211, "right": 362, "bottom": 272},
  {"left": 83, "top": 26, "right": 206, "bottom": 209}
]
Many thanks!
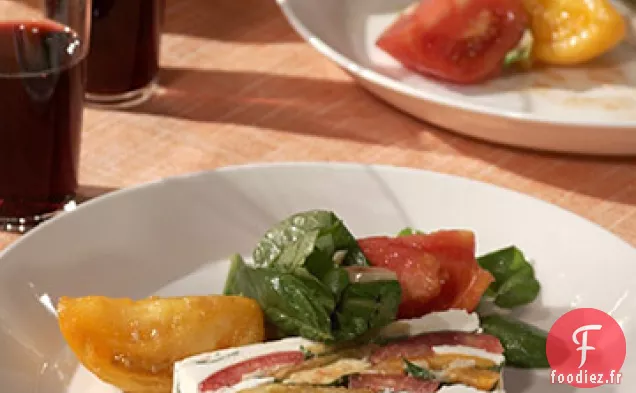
[{"left": 525, "top": 0, "right": 627, "bottom": 65}]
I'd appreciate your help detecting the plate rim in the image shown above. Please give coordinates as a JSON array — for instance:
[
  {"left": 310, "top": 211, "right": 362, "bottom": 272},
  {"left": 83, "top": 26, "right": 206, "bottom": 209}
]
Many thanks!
[
  {"left": 1, "top": 161, "right": 634, "bottom": 269},
  {"left": 276, "top": 0, "right": 636, "bottom": 129}
]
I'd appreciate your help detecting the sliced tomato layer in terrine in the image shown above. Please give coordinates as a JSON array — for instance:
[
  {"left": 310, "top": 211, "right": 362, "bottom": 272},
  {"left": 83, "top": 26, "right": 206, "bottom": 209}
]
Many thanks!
[{"left": 172, "top": 310, "right": 506, "bottom": 393}]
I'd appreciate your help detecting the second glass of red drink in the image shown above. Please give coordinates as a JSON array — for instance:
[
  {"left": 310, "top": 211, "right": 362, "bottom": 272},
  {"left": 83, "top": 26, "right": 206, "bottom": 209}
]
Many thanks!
[{"left": 85, "top": 0, "right": 165, "bottom": 107}]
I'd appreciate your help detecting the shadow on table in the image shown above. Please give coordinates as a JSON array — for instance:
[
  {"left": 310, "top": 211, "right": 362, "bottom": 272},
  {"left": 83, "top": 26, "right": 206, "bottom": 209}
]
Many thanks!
[
  {"left": 164, "top": 0, "right": 302, "bottom": 43},
  {"left": 441, "top": 133, "right": 636, "bottom": 208},
  {"left": 132, "top": 67, "right": 425, "bottom": 147},
  {"left": 131, "top": 66, "right": 636, "bottom": 207}
]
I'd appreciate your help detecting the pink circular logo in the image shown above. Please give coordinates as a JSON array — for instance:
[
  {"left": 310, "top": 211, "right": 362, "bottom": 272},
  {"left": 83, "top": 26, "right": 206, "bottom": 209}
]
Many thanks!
[{"left": 547, "top": 308, "right": 626, "bottom": 388}]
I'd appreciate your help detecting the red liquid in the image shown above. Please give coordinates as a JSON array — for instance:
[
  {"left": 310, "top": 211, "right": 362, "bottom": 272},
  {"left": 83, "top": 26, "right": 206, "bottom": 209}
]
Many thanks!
[
  {"left": 0, "top": 21, "right": 85, "bottom": 221},
  {"left": 86, "top": 0, "right": 164, "bottom": 95}
]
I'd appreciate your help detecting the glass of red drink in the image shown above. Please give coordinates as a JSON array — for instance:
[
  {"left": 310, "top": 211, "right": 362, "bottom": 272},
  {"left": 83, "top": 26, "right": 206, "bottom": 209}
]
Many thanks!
[
  {"left": 0, "top": 0, "right": 91, "bottom": 232},
  {"left": 85, "top": 0, "right": 164, "bottom": 107}
]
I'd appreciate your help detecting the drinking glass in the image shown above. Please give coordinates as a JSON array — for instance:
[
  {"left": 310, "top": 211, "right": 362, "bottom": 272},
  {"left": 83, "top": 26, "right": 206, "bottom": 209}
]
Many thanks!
[
  {"left": 0, "top": 0, "right": 91, "bottom": 232},
  {"left": 84, "top": 0, "right": 165, "bottom": 107}
]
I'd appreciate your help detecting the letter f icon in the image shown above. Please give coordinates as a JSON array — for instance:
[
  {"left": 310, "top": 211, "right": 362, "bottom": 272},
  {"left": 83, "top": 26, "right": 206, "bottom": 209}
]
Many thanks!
[{"left": 573, "top": 324, "right": 603, "bottom": 368}]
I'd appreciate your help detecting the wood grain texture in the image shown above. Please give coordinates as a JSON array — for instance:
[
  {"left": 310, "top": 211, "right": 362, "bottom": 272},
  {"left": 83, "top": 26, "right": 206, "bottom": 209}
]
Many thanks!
[{"left": 1, "top": 0, "right": 635, "bottom": 250}]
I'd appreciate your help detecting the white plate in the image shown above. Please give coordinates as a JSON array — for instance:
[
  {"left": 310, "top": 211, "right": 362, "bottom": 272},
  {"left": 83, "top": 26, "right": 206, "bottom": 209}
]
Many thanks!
[
  {"left": 277, "top": 0, "right": 636, "bottom": 156},
  {"left": 0, "top": 162, "right": 634, "bottom": 393}
]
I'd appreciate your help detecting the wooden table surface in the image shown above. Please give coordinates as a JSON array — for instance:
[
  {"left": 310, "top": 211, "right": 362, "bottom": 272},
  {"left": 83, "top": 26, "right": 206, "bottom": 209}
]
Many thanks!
[{"left": 1, "top": 0, "right": 635, "bottom": 250}]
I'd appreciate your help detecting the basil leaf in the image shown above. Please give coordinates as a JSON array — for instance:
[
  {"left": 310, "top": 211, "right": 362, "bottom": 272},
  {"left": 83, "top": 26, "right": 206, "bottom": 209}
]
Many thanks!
[
  {"left": 478, "top": 246, "right": 540, "bottom": 308},
  {"left": 494, "top": 268, "right": 541, "bottom": 309},
  {"left": 293, "top": 268, "right": 339, "bottom": 314},
  {"left": 305, "top": 248, "right": 338, "bottom": 280},
  {"left": 332, "top": 280, "right": 402, "bottom": 342},
  {"left": 322, "top": 268, "right": 350, "bottom": 301},
  {"left": 253, "top": 210, "right": 368, "bottom": 273},
  {"left": 404, "top": 359, "right": 436, "bottom": 380},
  {"left": 478, "top": 246, "right": 532, "bottom": 284},
  {"left": 225, "top": 254, "right": 401, "bottom": 342},
  {"left": 272, "top": 229, "right": 321, "bottom": 273},
  {"left": 397, "top": 227, "right": 424, "bottom": 236},
  {"left": 480, "top": 314, "right": 549, "bottom": 369},
  {"left": 225, "top": 255, "right": 335, "bottom": 341},
  {"left": 227, "top": 211, "right": 402, "bottom": 343}
]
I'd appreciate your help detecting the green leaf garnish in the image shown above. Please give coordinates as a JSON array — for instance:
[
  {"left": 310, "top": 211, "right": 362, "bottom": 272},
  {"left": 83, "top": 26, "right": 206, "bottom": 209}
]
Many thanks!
[
  {"left": 504, "top": 29, "right": 534, "bottom": 68},
  {"left": 404, "top": 359, "right": 436, "bottom": 380},
  {"left": 477, "top": 246, "right": 540, "bottom": 308},
  {"left": 300, "top": 345, "right": 315, "bottom": 360},
  {"left": 480, "top": 314, "right": 549, "bottom": 369},
  {"left": 225, "top": 211, "right": 401, "bottom": 342},
  {"left": 397, "top": 227, "right": 424, "bottom": 236},
  {"left": 253, "top": 210, "right": 368, "bottom": 274}
]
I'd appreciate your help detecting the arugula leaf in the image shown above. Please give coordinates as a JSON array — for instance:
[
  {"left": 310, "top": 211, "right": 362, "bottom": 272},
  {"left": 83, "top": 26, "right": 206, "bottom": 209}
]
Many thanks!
[
  {"left": 477, "top": 246, "right": 540, "bottom": 308},
  {"left": 404, "top": 359, "right": 436, "bottom": 380},
  {"left": 225, "top": 255, "right": 335, "bottom": 341},
  {"left": 397, "top": 227, "right": 424, "bottom": 236},
  {"left": 253, "top": 210, "right": 368, "bottom": 275}
]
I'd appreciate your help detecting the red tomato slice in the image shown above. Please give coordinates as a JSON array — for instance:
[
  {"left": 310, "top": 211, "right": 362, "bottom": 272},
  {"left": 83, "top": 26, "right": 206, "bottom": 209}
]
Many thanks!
[
  {"left": 350, "top": 374, "right": 440, "bottom": 393},
  {"left": 370, "top": 339, "right": 434, "bottom": 364},
  {"left": 397, "top": 230, "right": 476, "bottom": 260},
  {"left": 359, "top": 231, "right": 494, "bottom": 318},
  {"left": 376, "top": 0, "right": 528, "bottom": 84},
  {"left": 199, "top": 351, "right": 304, "bottom": 392},
  {"left": 370, "top": 331, "right": 504, "bottom": 363},
  {"left": 397, "top": 231, "right": 494, "bottom": 314},
  {"left": 357, "top": 240, "right": 443, "bottom": 318}
]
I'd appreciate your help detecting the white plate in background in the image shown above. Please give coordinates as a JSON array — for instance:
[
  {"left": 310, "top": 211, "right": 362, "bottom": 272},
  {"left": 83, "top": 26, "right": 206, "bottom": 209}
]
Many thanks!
[{"left": 277, "top": 0, "right": 636, "bottom": 155}]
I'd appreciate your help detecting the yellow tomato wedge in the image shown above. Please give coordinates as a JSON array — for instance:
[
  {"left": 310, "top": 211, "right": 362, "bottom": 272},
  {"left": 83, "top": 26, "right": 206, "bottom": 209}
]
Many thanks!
[
  {"left": 524, "top": 0, "right": 626, "bottom": 65},
  {"left": 57, "top": 295, "right": 265, "bottom": 393}
]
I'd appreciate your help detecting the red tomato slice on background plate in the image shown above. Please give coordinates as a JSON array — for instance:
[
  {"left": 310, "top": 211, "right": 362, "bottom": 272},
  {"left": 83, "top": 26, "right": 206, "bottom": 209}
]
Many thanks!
[
  {"left": 358, "top": 230, "right": 494, "bottom": 318},
  {"left": 199, "top": 351, "right": 304, "bottom": 392},
  {"left": 376, "top": 0, "right": 528, "bottom": 84}
]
